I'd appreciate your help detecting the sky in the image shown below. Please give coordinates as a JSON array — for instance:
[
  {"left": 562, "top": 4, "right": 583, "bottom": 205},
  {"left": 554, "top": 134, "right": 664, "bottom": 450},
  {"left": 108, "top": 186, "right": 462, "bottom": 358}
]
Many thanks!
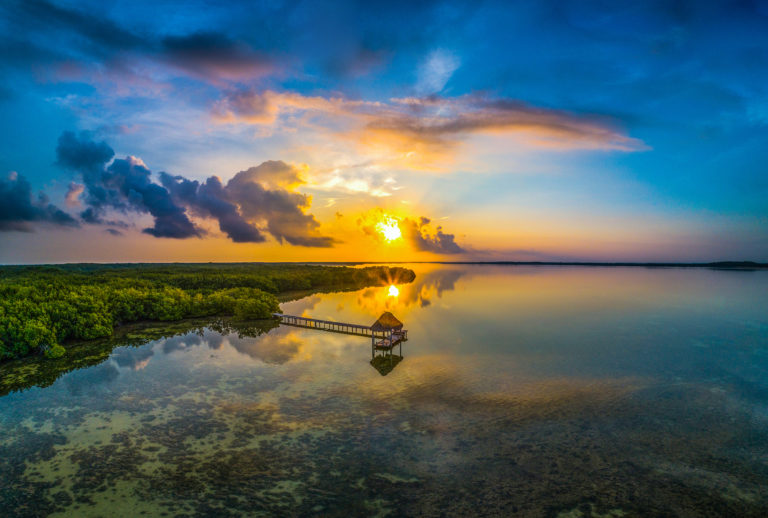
[{"left": 1, "top": 0, "right": 767, "bottom": 263}]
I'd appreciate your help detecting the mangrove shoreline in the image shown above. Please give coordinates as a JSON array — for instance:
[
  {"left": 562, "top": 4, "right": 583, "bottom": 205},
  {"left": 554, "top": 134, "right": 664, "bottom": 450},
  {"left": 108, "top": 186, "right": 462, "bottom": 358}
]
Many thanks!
[{"left": 0, "top": 263, "right": 415, "bottom": 364}]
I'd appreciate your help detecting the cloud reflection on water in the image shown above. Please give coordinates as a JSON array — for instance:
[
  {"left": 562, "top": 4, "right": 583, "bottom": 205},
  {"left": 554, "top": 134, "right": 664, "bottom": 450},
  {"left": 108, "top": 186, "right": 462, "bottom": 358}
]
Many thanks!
[{"left": 227, "top": 329, "right": 304, "bottom": 365}]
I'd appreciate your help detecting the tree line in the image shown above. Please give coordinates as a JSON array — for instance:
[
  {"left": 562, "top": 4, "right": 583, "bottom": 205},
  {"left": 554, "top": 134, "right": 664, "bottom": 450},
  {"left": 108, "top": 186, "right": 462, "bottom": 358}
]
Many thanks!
[{"left": 0, "top": 264, "right": 415, "bottom": 361}]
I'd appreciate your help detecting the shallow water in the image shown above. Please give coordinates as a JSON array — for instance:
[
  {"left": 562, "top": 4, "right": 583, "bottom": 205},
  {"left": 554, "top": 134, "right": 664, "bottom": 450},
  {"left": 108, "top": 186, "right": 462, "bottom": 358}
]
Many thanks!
[{"left": 2, "top": 264, "right": 768, "bottom": 516}]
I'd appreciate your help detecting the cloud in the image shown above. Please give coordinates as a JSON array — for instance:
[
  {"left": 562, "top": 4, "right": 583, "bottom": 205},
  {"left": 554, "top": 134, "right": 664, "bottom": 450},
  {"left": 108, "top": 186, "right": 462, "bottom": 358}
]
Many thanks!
[
  {"left": 416, "top": 49, "right": 460, "bottom": 94},
  {"left": 1, "top": 0, "right": 472, "bottom": 88},
  {"left": 227, "top": 162, "right": 336, "bottom": 247},
  {"left": 105, "top": 228, "right": 123, "bottom": 236},
  {"left": 160, "top": 31, "right": 273, "bottom": 82},
  {"left": 0, "top": 171, "right": 79, "bottom": 232},
  {"left": 64, "top": 182, "right": 84, "bottom": 207},
  {"left": 214, "top": 90, "right": 647, "bottom": 170},
  {"left": 56, "top": 132, "right": 199, "bottom": 238},
  {"left": 108, "top": 157, "right": 200, "bottom": 238},
  {"left": 368, "top": 95, "right": 648, "bottom": 153},
  {"left": 162, "top": 160, "right": 336, "bottom": 247},
  {"left": 11, "top": 0, "right": 146, "bottom": 59},
  {"left": 55, "top": 131, "right": 115, "bottom": 173},
  {"left": 312, "top": 162, "right": 397, "bottom": 198},
  {"left": 55, "top": 132, "right": 333, "bottom": 246},
  {"left": 113, "top": 346, "right": 152, "bottom": 370},
  {"left": 161, "top": 174, "right": 265, "bottom": 243},
  {"left": 228, "top": 329, "right": 303, "bottom": 364},
  {"left": 212, "top": 90, "right": 362, "bottom": 125},
  {"left": 1, "top": 1, "right": 273, "bottom": 87},
  {"left": 403, "top": 216, "right": 464, "bottom": 254}
]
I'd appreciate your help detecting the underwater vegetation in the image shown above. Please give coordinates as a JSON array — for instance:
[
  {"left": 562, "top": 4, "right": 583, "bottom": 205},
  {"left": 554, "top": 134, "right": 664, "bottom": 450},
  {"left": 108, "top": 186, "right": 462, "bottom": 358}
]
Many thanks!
[
  {"left": 1, "top": 265, "right": 768, "bottom": 516},
  {"left": 0, "top": 263, "right": 415, "bottom": 361}
]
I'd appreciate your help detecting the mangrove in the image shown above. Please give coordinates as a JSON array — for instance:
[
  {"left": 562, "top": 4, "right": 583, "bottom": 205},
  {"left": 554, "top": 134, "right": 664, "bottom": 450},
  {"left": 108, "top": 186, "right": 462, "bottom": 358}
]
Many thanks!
[{"left": 0, "top": 263, "right": 415, "bottom": 361}]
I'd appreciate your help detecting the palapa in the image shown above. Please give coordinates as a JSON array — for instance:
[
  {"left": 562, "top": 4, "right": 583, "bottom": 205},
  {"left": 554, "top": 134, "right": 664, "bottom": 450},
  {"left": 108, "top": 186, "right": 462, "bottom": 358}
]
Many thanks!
[{"left": 370, "top": 311, "right": 403, "bottom": 331}]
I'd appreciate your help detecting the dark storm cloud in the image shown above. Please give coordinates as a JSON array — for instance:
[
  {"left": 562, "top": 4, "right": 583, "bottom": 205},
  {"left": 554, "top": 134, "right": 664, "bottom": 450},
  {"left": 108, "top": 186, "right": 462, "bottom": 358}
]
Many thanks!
[
  {"left": 56, "top": 131, "right": 114, "bottom": 173},
  {"left": 162, "top": 161, "right": 336, "bottom": 247},
  {"left": 56, "top": 131, "right": 198, "bottom": 238},
  {"left": 226, "top": 162, "right": 336, "bottom": 247},
  {"left": 54, "top": 132, "right": 334, "bottom": 246},
  {"left": 105, "top": 157, "right": 200, "bottom": 239},
  {"left": 404, "top": 216, "right": 464, "bottom": 254},
  {"left": 0, "top": 172, "right": 79, "bottom": 231},
  {"left": 56, "top": 132, "right": 117, "bottom": 222},
  {"left": 161, "top": 174, "right": 266, "bottom": 243}
]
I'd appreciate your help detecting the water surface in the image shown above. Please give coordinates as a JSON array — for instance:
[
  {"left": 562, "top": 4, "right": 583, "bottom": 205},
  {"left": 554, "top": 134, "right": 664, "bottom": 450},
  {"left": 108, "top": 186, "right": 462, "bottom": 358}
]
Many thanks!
[{"left": 2, "top": 265, "right": 768, "bottom": 516}]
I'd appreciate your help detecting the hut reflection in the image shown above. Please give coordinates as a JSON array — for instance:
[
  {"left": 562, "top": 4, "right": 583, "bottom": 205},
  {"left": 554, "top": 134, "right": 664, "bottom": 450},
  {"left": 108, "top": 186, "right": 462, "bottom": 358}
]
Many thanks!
[
  {"left": 370, "top": 350, "right": 404, "bottom": 376},
  {"left": 368, "top": 312, "right": 407, "bottom": 376}
]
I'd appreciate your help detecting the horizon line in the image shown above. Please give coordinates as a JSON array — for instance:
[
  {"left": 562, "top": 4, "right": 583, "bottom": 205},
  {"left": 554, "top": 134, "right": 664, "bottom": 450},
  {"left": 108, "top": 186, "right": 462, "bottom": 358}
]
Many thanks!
[{"left": 1, "top": 260, "right": 766, "bottom": 268}]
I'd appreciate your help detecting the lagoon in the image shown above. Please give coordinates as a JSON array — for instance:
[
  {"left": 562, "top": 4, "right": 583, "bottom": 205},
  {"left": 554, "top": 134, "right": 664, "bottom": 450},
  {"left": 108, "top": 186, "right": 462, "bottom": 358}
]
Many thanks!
[{"left": 2, "top": 264, "right": 768, "bottom": 516}]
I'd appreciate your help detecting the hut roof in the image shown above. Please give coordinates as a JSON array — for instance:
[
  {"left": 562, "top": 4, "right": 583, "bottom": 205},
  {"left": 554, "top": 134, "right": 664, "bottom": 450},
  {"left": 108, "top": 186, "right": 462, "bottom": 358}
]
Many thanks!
[{"left": 370, "top": 312, "right": 403, "bottom": 331}]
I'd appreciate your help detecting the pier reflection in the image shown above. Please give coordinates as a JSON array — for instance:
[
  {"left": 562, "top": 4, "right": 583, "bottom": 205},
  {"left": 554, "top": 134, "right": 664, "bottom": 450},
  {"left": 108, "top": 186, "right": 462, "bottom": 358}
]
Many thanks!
[{"left": 273, "top": 311, "right": 410, "bottom": 375}]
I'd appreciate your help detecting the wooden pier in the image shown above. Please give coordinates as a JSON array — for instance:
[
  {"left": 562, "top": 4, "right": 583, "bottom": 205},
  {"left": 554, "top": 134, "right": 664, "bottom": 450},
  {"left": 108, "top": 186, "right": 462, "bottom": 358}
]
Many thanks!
[
  {"left": 272, "top": 312, "right": 408, "bottom": 355},
  {"left": 371, "top": 331, "right": 408, "bottom": 350}
]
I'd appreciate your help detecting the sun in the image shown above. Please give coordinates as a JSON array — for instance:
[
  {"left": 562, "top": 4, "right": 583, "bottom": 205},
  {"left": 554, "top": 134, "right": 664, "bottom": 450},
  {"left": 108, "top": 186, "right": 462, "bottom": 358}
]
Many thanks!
[
  {"left": 376, "top": 216, "right": 402, "bottom": 242},
  {"left": 388, "top": 284, "right": 399, "bottom": 297}
]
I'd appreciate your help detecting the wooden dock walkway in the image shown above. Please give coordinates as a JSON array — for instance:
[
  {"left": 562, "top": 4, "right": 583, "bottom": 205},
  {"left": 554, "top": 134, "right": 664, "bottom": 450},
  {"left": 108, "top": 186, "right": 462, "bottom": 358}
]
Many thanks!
[
  {"left": 372, "top": 331, "right": 408, "bottom": 350},
  {"left": 272, "top": 313, "right": 408, "bottom": 352}
]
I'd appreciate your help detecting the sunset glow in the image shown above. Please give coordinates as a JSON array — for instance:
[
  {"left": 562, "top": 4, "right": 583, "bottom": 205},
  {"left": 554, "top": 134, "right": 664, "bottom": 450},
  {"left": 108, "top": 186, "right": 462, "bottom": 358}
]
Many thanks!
[
  {"left": 0, "top": 1, "right": 766, "bottom": 263},
  {"left": 1, "top": 3, "right": 767, "bottom": 516},
  {"left": 376, "top": 217, "right": 402, "bottom": 243}
]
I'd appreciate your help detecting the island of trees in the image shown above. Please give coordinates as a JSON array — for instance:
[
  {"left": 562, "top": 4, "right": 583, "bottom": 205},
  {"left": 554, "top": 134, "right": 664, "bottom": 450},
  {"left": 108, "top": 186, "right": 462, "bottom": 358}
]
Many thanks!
[{"left": 0, "top": 263, "right": 415, "bottom": 361}]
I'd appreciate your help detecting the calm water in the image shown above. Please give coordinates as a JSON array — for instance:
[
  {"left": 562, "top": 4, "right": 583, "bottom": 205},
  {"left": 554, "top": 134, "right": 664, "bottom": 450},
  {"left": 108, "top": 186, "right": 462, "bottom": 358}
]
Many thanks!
[{"left": 2, "top": 265, "right": 768, "bottom": 517}]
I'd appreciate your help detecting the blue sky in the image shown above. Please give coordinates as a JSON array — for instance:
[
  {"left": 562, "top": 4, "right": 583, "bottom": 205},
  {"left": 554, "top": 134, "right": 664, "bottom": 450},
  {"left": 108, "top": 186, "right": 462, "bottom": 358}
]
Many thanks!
[{"left": 1, "top": 0, "right": 767, "bottom": 262}]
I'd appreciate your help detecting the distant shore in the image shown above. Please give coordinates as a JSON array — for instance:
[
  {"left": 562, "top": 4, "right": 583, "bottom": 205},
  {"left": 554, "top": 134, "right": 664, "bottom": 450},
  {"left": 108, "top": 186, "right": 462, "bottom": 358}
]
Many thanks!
[
  {"left": 399, "top": 261, "right": 768, "bottom": 269},
  {"left": 1, "top": 261, "right": 766, "bottom": 268},
  {"left": 302, "top": 261, "right": 768, "bottom": 269}
]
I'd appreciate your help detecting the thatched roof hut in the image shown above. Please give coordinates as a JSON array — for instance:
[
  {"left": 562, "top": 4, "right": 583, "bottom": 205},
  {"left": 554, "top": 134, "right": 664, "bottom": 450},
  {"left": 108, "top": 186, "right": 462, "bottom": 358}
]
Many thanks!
[{"left": 370, "top": 312, "right": 403, "bottom": 331}]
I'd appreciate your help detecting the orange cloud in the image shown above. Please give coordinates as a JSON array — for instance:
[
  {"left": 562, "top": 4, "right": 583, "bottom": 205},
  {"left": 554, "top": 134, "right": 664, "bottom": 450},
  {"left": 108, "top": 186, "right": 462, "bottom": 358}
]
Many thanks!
[
  {"left": 212, "top": 90, "right": 647, "bottom": 170},
  {"left": 64, "top": 182, "right": 84, "bottom": 207},
  {"left": 212, "top": 90, "right": 377, "bottom": 125}
]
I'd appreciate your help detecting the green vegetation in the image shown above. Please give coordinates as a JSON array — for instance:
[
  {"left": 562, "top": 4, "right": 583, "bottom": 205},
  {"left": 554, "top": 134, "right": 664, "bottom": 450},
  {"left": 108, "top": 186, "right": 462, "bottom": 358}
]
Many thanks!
[
  {"left": 0, "top": 317, "right": 277, "bottom": 396},
  {"left": 0, "top": 263, "right": 415, "bottom": 362},
  {"left": 44, "top": 345, "right": 66, "bottom": 359}
]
